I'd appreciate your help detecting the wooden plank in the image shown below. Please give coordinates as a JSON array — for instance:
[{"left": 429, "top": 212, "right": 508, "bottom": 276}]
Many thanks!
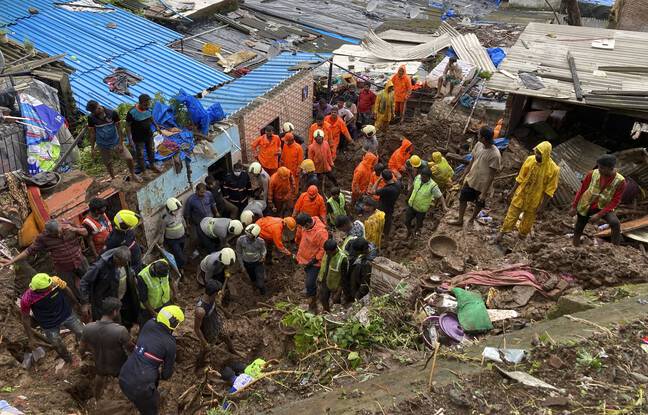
[
  {"left": 566, "top": 50, "right": 583, "bottom": 101},
  {"left": 596, "top": 215, "right": 648, "bottom": 237},
  {"left": 6, "top": 53, "right": 66, "bottom": 73}
]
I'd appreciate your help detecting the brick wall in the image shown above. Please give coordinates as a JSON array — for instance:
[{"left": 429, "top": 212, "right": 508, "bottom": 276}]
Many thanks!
[
  {"left": 611, "top": 0, "right": 648, "bottom": 32},
  {"left": 234, "top": 70, "right": 313, "bottom": 162}
]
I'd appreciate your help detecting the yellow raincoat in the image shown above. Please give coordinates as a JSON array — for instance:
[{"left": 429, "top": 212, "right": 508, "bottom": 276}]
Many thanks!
[
  {"left": 364, "top": 209, "right": 385, "bottom": 248},
  {"left": 501, "top": 141, "right": 560, "bottom": 236},
  {"left": 374, "top": 81, "right": 394, "bottom": 131},
  {"left": 428, "top": 152, "right": 453, "bottom": 191}
]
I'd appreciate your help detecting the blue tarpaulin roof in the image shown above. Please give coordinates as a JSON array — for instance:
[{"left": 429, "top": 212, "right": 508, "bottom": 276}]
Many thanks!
[
  {"left": 201, "top": 52, "right": 329, "bottom": 116},
  {"left": 0, "top": 0, "right": 232, "bottom": 112}
]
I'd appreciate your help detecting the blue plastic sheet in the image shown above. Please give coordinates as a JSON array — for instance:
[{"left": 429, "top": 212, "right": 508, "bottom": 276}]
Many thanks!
[
  {"left": 153, "top": 101, "right": 178, "bottom": 129},
  {"left": 487, "top": 48, "right": 506, "bottom": 68},
  {"left": 176, "top": 90, "right": 226, "bottom": 135},
  {"left": 206, "top": 102, "right": 226, "bottom": 124}
]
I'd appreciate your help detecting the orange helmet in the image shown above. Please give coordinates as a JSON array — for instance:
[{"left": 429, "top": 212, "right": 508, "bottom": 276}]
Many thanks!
[{"left": 283, "top": 216, "right": 297, "bottom": 231}]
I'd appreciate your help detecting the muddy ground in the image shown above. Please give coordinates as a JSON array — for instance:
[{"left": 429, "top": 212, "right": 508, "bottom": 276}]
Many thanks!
[{"left": 363, "top": 319, "right": 648, "bottom": 415}]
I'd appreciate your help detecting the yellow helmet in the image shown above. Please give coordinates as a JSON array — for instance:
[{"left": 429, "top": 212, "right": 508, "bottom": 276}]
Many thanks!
[
  {"left": 409, "top": 155, "right": 422, "bottom": 168},
  {"left": 114, "top": 209, "right": 140, "bottom": 230},
  {"left": 30, "top": 273, "right": 52, "bottom": 290},
  {"left": 156, "top": 305, "right": 184, "bottom": 331},
  {"left": 300, "top": 159, "right": 315, "bottom": 173}
]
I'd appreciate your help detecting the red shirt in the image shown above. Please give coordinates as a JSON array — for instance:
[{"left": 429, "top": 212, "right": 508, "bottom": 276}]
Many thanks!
[
  {"left": 26, "top": 230, "right": 84, "bottom": 272},
  {"left": 358, "top": 89, "right": 377, "bottom": 113},
  {"left": 571, "top": 171, "right": 626, "bottom": 214}
]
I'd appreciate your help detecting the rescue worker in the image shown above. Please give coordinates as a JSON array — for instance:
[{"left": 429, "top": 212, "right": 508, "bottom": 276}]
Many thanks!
[
  {"left": 373, "top": 81, "right": 395, "bottom": 133},
  {"left": 308, "top": 129, "right": 338, "bottom": 187},
  {"left": 268, "top": 167, "right": 296, "bottom": 216},
  {"left": 299, "top": 159, "right": 320, "bottom": 193},
  {"left": 495, "top": 141, "right": 559, "bottom": 243},
  {"left": 158, "top": 198, "right": 186, "bottom": 273},
  {"left": 308, "top": 114, "right": 331, "bottom": 145},
  {"left": 222, "top": 162, "right": 252, "bottom": 214},
  {"left": 194, "top": 279, "right": 236, "bottom": 354},
  {"left": 106, "top": 209, "right": 143, "bottom": 271},
  {"left": 375, "top": 169, "right": 401, "bottom": 236},
  {"left": 80, "top": 297, "right": 133, "bottom": 400},
  {"left": 205, "top": 176, "right": 238, "bottom": 219},
  {"left": 236, "top": 224, "right": 267, "bottom": 295},
  {"left": 248, "top": 162, "right": 270, "bottom": 206},
  {"left": 251, "top": 126, "right": 281, "bottom": 176},
  {"left": 280, "top": 122, "right": 304, "bottom": 145},
  {"left": 360, "top": 125, "right": 378, "bottom": 155},
  {"left": 571, "top": 154, "right": 626, "bottom": 246},
  {"left": 21, "top": 273, "right": 83, "bottom": 364},
  {"left": 344, "top": 238, "right": 372, "bottom": 302},
  {"left": 351, "top": 152, "right": 378, "bottom": 204},
  {"left": 184, "top": 184, "right": 218, "bottom": 254},
  {"left": 334, "top": 215, "right": 378, "bottom": 261},
  {"left": 196, "top": 247, "right": 237, "bottom": 286},
  {"left": 295, "top": 213, "right": 329, "bottom": 313},
  {"left": 83, "top": 197, "right": 112, "bottom": 258},
  {"left": 404, "top": 155, "right": 427, "bottom": 190},
  {"left": 326, "top": 187, "right": 348, "bottom": 226},
  {"left": 80, "top": 246, "right": 132, "bottom": 322},
  {"left": 450, "top": 127, "right": 502, "bottom": 227},
  {"left": 435, "top": 57, "right": 463, "bottom": 98},
  {"left": 317, "top": 239, "right": 349, "bottom": 312},
  {"left": 136, "top": 259, "right": 177, "bottom": 324},
  {"left": 406, "top": 169, "right": 447, "bottom": 237},
  {"left": 242, "top": 199, "right": 266, "bottom": 222},
  {"left": 257, "top": 216, "right": 297, "bottom": 261},
  {"left": 388, "top": 138, "right": 415, "bottom": 179},
  {"left": 391, "top": 65, "right": 412, "bottom": 121},
  {"left": 428, "top": 152, "right": 454, "bottom": 192},
  {"left": 324, "top": 108, "right": 353, "bottom": 160},
  {"left": 280, "top": 125, "right": 305, "bottom": 190},
  {"left": 119, "top": 305, "right": 184, "bottom": 415},
  {"left": 363, "top": 198, "right": 385, "bottom": 249},
  {"left": 293, "top": 185, "right": 327, "bottom": 223},
  {"left": 199, "top": 217, "right": 244, "bottom": 252},
  {"left": 2, "top": 219, "right": 89, "bottom": 299}
]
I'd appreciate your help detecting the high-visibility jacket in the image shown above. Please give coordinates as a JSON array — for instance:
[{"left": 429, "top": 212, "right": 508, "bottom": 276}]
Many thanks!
[
  {"left": 317, "top": 248, "right": 349, "bottom": 290},
  {"left": 138, "top": 260, "right": 171, "bottom": 310},
  {"left": 577, "top": 169, "right": 625, "bottom": 216},
  {"left": 327, "top": 193, "right": 346, "bottom": 218},
  {"left": 408, "top": 175, "right": 441, "bottom": 213}
]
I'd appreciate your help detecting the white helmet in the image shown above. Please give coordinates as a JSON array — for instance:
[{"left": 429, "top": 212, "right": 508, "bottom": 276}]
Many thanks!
[
  {"left": 245, "top": 223, "right": 261, "bottom": 238},
  {"left": 249, "top": 162, "right": 262, "bottom": 175},
  {"left": 165, "top": 197, "right": 182, "bottom": 212},
  {"left": 313, "top": 129, "right": 325, "bottom": 139},
  {"left": 219, "top": 247, "right": 236, "bottom": 266},
  {"left": 283, "top": 122, "right": 295, "bottom": 132},
  {"left": 362, "top": 125, "right": 376, "bottom": 136},
  {"left": 228, "top": 219, "right": 243, "bottom": 236},
  {"left": 240, "top": 210, "right": 255, "bottom": 226}
]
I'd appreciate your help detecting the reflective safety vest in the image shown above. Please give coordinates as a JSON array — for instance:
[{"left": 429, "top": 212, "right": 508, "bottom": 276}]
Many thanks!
[
  {"left": 82, "top": 214, "right": 112, "bottom": 252},
  {"left": 138, "top": 259, "right": 171, "bottom": 310},
  {"left": 164, "top": 212, "right": 185, "bottom": 240},
  {"left": 327, "top": 194, "right": 346, "bottom": 224},
  {"left": 577, "top": 170, "right": 625, "bottom": 216},
  {"left": 317, "top": 248, "right": 348, "bottom": 290}
]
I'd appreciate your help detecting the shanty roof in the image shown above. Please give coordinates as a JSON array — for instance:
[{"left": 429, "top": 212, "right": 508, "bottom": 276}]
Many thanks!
[
  {"left": 487, "top": 22, "right": 648, "bottom": 116},
  {"left": 0, "top": 0, "right": 232, "bottom": 112},
  {"left": 201, "top": 52, "right": 328, "bottom": 116}
]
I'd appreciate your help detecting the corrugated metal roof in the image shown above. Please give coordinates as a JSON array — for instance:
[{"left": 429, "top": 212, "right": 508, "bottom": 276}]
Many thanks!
[
  {"left": 0, "top": 0, "right": 232, "bottom": 112},
  {"left": 201, "top": 52, "right": 328, "bottom": 116},
  {"left": 487, "top": 22, "right": 648, "bottom": 112}
]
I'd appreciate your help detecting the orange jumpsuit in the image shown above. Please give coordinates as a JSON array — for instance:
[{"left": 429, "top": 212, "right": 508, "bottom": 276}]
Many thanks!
[
  {"left": 324, "top": 115, "right": 352, "bottom": 161},
  {"left": 280, "top": 135, "right": 304, "bottom": 189},
  {"left": 308, "top": 122, "right": 332, "bottom": 145},
  {"left": 351, "top": 152, "right": 378, "bottom": 202},
  {"left": 295, "top": 216, "right": 328, "bottom": 266},
  {"left": 307, "top": 141, "right": 333, "bottom": 174},
  {"left": 293, "top": 186, "right": 327, "bottom": 222},
  {"left": 268, "top": 167, "right": 296, "bottom": 213},
  {"left": 251, "top": 133, "right": 281, "bottom": 174},
  {"left": 388, "top": 138, "right": 414, "bottom": 176},
  {"left": 257, "top": 216, "right": 291, "bottom": 255},
  {"left": 391, "top": 65, "right": 412, "bottom": 115}
]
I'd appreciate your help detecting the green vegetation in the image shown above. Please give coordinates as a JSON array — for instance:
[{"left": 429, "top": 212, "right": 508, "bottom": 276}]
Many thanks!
[
  {"left": 277, "top": 294, "right": 419, "bottom": 355},
  {"left": 576, "top": 349, "right": 603, "bottom": 371}
]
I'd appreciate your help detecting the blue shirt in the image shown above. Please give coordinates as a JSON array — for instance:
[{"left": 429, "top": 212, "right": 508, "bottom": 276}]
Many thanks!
[{"left": 184, "top": 193, "right": 216, "bottom": 226}]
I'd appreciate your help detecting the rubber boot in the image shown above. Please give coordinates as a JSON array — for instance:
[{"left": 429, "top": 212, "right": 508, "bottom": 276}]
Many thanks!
[{"left": 308, "top": 297, "right": 318, "bottom": 314}]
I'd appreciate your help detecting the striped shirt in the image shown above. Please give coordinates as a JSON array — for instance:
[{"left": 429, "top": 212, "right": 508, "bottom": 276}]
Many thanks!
[{"left": 26, "top": 230, "right": 84, "bottom": 272}]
